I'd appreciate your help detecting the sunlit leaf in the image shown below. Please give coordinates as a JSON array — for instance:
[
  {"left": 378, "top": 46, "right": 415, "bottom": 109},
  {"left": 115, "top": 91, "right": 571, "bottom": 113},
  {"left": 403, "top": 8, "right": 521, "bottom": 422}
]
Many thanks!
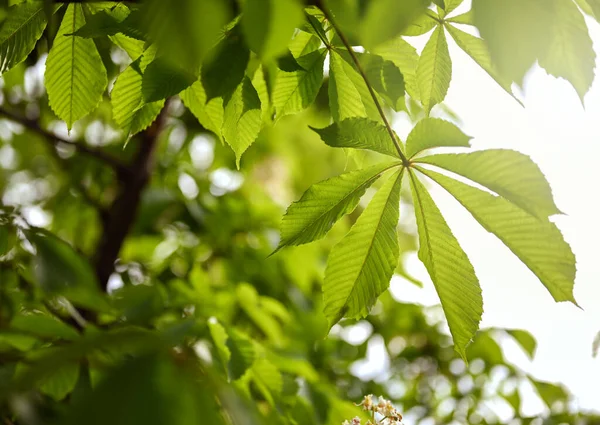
[
  {"left": 276, "top": 162, "right": 400, "bottom": 251},
  {"left": 409, "top": 171, "right": 482, "bottom": 359},
  {"left": 222, "top": 77, "right": 262, "bottom": 167},
  {"left": 416, "top": 150, "right": 561, "bottom": 219},
  {"left": 416, "top": 25, "right": 451, "bottom": 114},
  {"left": 323, "top": 170, "right": 402, "bottom": 326},
  {"left": 417, "top": 167, "right": 577, "bottom": 304},
  {"left": 405, "top": 117, "right": 470, "bottom": 158},
  {"left": 311, "top": 118, "right": 401, "bottom": 158},
  {"left": 180, "top": 80, "right": 224, "bottom": 140},
  {"left": 329, "top": 51, "right": 367, "bottom": 122},
  {"left": 46, "top": 4, "right": 108, "bottom": 129},
  {"left": 0, "top": 2, "right": 49, "bottom": 74}
]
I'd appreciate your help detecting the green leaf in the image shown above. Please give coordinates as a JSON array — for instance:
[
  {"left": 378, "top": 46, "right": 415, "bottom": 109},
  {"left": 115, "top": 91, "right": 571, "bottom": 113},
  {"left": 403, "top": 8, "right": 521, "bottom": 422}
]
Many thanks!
[
  {"left": 45, "top": 4, "right": 108, "bottom": 130},
  {"left": 446, "top": 10, "right": 473, "bottom": 25},
  {"left": 506, "top": 329, "right": 537, "bottom": 359},
  {"left": 416, "top": 167, "right": 577, "bottom": 304},
  {"left": 531, "top": 379, "right": 569, "bottom": 409},
  {"left": 71, "top": 7, "right": 144, "bottom": 40},
  {"left": 143, "top": 0, "right": 229, "bottom": 70},
  {"left": 409, "top": 171, "right": 482, "bottom": 359},
  {"left": 323, "top": 170, "right": 402, "bottom": 326},
  {"left": 329, "top": 51, "right": 367, "bottom": 122},
  {"left": 311, "top": 118, "right": 401, "bottom": 159},
  {"left": 444, "top": 23, "right": 520, "bottom": 104},
  {"left": 357, "top": 53, "right": 406, "bottom": 111},
  {"left": 472, "top": 0, "right": 548, "bottom": 86},
  {"left": 0, "top": 2, "right": 48, "bottom": 74},
  {"left": 361, "top": 0, "right": 429, "bottom": 48},
  {"left": 276, "top": 161, "right": 400, "bottom": 251},
  {"left": 180, "top": 80, "right": 224, "bottom": 140},
  {"left": 372, "top": 37, "right": 420, "bottom": 100},
  {"left": 111, "top": 48, "right": 164, "bottom": 135},
  {"left": 208, "top": 319, "right": 231, "bottom": 376},
  {"left": 537, "top": 0, "right": 595, "bottom": 102},
  {"left": 241, "top": 0, "right": 304, "bottom": 61},
  {"left": 402, "top": 12, "right": 438, "bottom": 36},
  {"left": 0, "top": 222, "right": 16, "bottom": 256},
  {"left": 405, "top": 117, "right": 471, "bottom": 158},
  {"left": 416, "top": 25, "right": 451, "bottom": 115},
  {"left": 26, "top": 229, "right": 109, "bottom": 312},
  {"left": 38, "top": 362, "right": 79, "bottom": 401},
  {"left": 272, "top": 49, "right": 325, "bottom": 119},
  {"left": 142, "top": 59, "right": 196, "bottom": 102},
  {"left": 222, "top": 77, "right": 262, "bottom": 167},
  {"left": 227, "top": 329, "right": 256, "bottom": 381},
  {"left": 250, "top": 356, "right": 283, "bottom": 406},
  {"left": 201, "top": 30, "right": 250, "bottom": 101},
  {"left": 11, "top": 313, "right": 79, "bottom": 341},
  {"left": 577, "top": 0, "right": 600, "bottom": 21},
  {"left": 442, "top": 0, "right": 465, "bottom": 15},
  {"left": 416, "top": 150, "right": 561, "bottom": 219},
  {"left": 109, "top": 33, "right": 145, "bottom": 60}
]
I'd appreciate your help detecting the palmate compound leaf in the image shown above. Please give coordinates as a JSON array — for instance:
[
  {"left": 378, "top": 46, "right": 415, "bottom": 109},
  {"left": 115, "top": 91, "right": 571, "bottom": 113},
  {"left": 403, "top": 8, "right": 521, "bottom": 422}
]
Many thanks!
[
  {"left": 416, "top": 150, "right": 561, "bottom": 219},
  {"left": 416, "top": 24, "right": 452, "bottom": 115},
  {"left": 444, "top": 23, "right": 521, "bottom": 105},
  {"left": 275, "top": 161, "right": 401, "bottom": 252},
  {"left": 415, "top": 166, "right": 577, "bottom": 304},
  {"left": 408, "top": 171, "right": 482, "bottom": 359},
  {"left": 311, "top": 118, "right": 401, "bottom": 159},
  {"left": 45, "top": 4, "right": 108, "bottom": 130},
  {"left": 323, "top": 169, "right": 402, "bottom": 326},
  {"left": 111, "top": 47, "right": 164, "bottom": 136},
  {"left": 0, "top": 2, "right": 49, "bottom": 74},
  {"left": 405, "top": 117, "right": 471, "bottom": 158},
  {"left": 272, "top": 49, "right": 326, "bottom": 119}
]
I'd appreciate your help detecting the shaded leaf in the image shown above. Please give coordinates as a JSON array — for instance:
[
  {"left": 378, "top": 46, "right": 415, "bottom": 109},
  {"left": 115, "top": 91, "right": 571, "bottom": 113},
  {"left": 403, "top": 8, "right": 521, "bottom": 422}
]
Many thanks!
[
  {"left": 71, "top": 7, "right": 144, "bottom": 40},
  {"left": 416, "top": 25, "right": 451, "bottom": 114},
  {"left": 38, "top": 362, "right": 79, "bottom": 401},
  {"left": 409, "top": 171, "right": 482, "bottom": 359},
  {"left": 311, "top": 118, "right": 401, "bottom": 159},
  {"left": 0, "top": 2, "right": 49, "bottom": 74},
  {"left": 142, "top": 59, "right": 196, "bottom": 102},
  {"left": 227, "top": 330, "right": 256, "bottom": 381},
  {"left": 11, "top": 313, "right": 79, "bottom": 341},
  {"left": 201, "top": 30, "right": 250, "bottom": 101},
  {"left": 372, "top": 37, "right": 420, "bottom": 100},
  {"left": 207, "top": 319, "right": 231, "bottom": 376},
  {"left": 276, "top": 161, "right": 400, "bottom": 251},
  {"left": 323, "top": 170, "right": 402, "bottom": 326},
  {"left": 417, "top": 167, "right": 577, "bottom": 304},
  {"left": 405, "top": 117, "right": 471, "bottom": 158},
  {"left": 531, "top": 379, "right": 569, "bottom": 410},
  {"left": 45, "top": 4, "right": 108, "bottom": 129},
  {"left": 361, "top": 0, "right": 429, "bottom": 48},
  {"left": 242, "top": 0, "right": 304, "bottom": 61},
  {"left": 273, "top": 49, "right": 325, "bottom": 119},
  {"left": 416, "top": 150, "right": 561, "bottom": 219}
]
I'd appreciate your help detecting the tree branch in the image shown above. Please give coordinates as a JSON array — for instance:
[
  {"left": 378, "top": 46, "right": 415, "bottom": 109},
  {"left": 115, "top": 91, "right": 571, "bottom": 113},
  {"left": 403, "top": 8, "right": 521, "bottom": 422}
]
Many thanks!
[
  {"left": 318, "top": 5, "right": 410, "bottom": 166},
  {"left": 93, "top": 104, "right": 170, "bottom": 290},
  {"left": 0, "top": 108, "right": 130, "bottom": 178}
]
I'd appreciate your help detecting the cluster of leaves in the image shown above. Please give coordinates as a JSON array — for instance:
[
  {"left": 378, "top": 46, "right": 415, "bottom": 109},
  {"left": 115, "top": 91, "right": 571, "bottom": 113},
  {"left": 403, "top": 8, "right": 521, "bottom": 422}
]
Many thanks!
[{"left": 0, "top": 0, "right": 598, "bottom": 424}]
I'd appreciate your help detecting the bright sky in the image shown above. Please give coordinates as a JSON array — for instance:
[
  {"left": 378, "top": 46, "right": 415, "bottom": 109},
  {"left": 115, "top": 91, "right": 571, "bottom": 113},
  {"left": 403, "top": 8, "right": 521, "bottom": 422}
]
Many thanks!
[{"left": 388, "top": 2, "right": 600, "bottom": 415}]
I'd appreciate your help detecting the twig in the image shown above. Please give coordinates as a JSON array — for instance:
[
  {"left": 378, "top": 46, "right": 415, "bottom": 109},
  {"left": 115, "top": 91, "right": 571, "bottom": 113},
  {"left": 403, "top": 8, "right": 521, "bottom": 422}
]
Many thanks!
[
  {"left": 0, "top": 108, "right": 130, "bottom": 178},
  {"left": 318, "top": 4, "right": 410, "bottom": 166},
  {"left": 93, "top": 102, "right": 170, "bottom": 290}
]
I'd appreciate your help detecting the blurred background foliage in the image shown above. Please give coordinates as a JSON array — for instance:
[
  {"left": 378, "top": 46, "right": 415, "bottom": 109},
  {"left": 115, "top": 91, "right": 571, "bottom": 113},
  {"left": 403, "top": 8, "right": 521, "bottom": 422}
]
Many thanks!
[{"left": 0, "top": 0, "right": 598, "bottom": 424}]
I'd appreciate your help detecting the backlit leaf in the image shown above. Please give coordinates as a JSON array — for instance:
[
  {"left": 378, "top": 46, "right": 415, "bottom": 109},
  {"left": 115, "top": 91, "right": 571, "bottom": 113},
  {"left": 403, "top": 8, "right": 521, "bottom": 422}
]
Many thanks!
[
  {"left": 372, "top": 37, "right": 420, "bottom": 100},
  {"left": 276, "top": 161, "right": 401, "bottom": 251},
  {"left": 0, "top": 2, "right": 49, "bottom": 74},
  {"left": 416, "top": 25, "right": 451, "bottom": 114},
  {"left": 417, "top": 167, "right": 577, "bottom": 304},
  {"left": 311, "top": 118, "right": 401, "bottom": 159},
  {"left": 507, "top": 329, "right": 537, "bottom": 359},
  {"left": 180, "top": 80, "right": 224, "bottom": 140},
  {"left": 361, "top": 0, "right": 429, "bottom": 48},
  {"left": 46, "top": 4, "right": 108, "bottom": 129},
  {"left": 409, "top": 171, "right": 482, "bottom": 359},
  {"left": 227, "top": 329, "right": 256, "bottom": 381},
  {"left": 405, "top": 117, "right": 470, "bottom": 158},
  {"left": 329, "top": 51, "right": 367, "bottom": 122},
  {"left": 323, "top": 170, "right": 402, "bottom": 326},
  {"left": 416, "top": 149, "right": 561, "bottom": 219}
]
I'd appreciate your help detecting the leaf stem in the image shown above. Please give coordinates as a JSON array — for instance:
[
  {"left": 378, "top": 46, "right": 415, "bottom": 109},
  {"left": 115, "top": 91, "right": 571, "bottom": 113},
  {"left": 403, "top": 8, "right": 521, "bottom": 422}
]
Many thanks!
[{"left": 318, "top": 5, "right": 409, "bottom": 166}]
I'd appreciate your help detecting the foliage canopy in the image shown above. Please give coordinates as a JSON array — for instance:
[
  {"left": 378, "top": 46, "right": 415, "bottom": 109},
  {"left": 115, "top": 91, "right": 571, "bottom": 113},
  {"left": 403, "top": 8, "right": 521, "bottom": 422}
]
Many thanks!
[{"left": 0, "top": 0, "right": 598, "bottom": 424}]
